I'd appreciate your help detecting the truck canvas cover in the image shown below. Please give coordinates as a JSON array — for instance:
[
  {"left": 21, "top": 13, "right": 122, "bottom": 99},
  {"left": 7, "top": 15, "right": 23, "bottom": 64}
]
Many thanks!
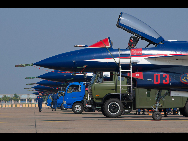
[{"left": 116, "top": 12, "right": 164, "bottom": 45}]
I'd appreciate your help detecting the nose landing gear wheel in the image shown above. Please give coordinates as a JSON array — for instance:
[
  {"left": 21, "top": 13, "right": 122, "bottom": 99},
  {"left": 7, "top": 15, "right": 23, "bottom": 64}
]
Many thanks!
[{"left": 152, "top": 112, "right": 162, "bottom": 120}]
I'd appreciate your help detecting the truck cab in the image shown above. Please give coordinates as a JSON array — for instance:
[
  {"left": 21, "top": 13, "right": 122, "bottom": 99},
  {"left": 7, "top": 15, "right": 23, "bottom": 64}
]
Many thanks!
[
  {"left": 46, "top": 82, "right": 86, "bottom": 113},
  {"left": 62, "top": 82, "right": 86, "bottom": 114},
  {"left": 46, "top": 93, "right": 64, "bottom": 109},
  {"left": 89, "top": 72, "right": 129, "bottom": 104},
  {"left": 87, "top": 72, "right": 132, "bottom": 117}
]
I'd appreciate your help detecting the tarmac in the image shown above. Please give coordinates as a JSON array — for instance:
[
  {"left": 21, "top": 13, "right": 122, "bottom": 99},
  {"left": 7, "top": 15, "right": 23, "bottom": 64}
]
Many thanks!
[{"left": 0, "top": 107, "right": 188, "bottom": 133}]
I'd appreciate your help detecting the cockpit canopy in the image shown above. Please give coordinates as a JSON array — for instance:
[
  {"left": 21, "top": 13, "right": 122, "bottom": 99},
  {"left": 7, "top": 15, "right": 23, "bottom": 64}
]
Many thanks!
[{"left": 116, "top": 12, "right": 165, "bottom": 45}]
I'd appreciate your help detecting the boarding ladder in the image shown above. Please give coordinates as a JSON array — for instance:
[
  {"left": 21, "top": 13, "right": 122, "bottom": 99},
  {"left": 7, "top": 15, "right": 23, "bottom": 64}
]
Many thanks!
[
  {"left": 118, "top": 48, "right": 133, "bottom": 101},
  {"left": 100, "top": 38, "right": 133, "bottom": 101}
]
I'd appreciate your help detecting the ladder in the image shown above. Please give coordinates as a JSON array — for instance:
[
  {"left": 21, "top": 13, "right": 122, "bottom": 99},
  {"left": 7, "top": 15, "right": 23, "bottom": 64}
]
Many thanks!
[
  {"left": 101, "top": 39, "right": 133, "bottom": 101},
  {"left": 118, "top": 48, "right": 133, "bottom": 101}
]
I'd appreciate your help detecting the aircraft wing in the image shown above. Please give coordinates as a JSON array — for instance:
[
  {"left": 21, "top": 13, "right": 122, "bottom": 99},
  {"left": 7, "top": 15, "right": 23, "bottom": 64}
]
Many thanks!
[
  {"left": 145, "top": 54, "right": 188, "bottom": 65},
  {"left": 143, "top": 54, "right": 188, "bottom": 74}
]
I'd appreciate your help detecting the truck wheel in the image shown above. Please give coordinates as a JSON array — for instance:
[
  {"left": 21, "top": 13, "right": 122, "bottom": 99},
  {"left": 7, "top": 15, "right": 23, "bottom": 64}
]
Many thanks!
[
  {"left": 50, "top": 102, "right": 53, "bottom": 108},
  {"left": 61, "top": 104, "right": 67, "bottom": 110},
  {"left": 103, "top": 98, "right": 123, "bottom": 118},
  {"left": 101, "top": 106, "right": 107, "bottom": 116},
  {"left": 72, "top": 103, "right": 83, "bottom": 114}
]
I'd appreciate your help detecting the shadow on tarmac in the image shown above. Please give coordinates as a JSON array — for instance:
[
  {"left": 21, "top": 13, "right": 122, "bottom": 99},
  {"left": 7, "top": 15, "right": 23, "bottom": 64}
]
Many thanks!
[
  {"left": 82, "top": 115, "right": 188, "bottom": 121},
  {"left": 42, "top": 120, "right": 75, "bottom": 122}
]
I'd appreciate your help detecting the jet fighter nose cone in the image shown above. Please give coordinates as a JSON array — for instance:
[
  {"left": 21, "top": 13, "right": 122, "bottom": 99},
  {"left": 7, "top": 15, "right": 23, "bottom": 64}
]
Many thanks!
[
  {"left": 33, "top": 51, "right": 76, "bottom": 70},
  {"left": 33, "top": 47, "right": 120, "bottom": 72},
  {"left": 33, "top": 57, "right": 58, "bottom": 69},
  {"left": 37, "top": 70, "right": 60, "bottom": 80},
  {"left": 33, "top": 38, "right": 120, "bottom": 72}
]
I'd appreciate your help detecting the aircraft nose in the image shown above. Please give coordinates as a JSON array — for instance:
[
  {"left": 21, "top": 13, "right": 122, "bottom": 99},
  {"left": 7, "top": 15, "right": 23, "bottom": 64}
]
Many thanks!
[
  {"left": 37, "top": 71, "right": 56, "bottom": 80},
  {"left": 37, "top": 73, "right": 48, "bottom": 79},
  {"left": 33, "top": 47, "right": 119, "bottom": 72},
  {"left": 33, "top": 55, "right": 61, "bottom": 70},
  {"left": 33, "top": 51, "right": 76, "bottom": 71}
]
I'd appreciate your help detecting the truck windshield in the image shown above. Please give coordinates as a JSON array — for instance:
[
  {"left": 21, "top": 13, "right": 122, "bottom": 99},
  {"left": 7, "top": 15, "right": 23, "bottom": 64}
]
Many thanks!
[{"left": 67, "top": 85, "right": 81, "bottom": 93}]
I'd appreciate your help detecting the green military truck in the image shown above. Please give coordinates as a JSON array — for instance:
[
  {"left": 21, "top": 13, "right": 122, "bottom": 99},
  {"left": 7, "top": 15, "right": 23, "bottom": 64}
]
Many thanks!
[{"left": 84, "top": 72, "right": 188, "bottom": 120}]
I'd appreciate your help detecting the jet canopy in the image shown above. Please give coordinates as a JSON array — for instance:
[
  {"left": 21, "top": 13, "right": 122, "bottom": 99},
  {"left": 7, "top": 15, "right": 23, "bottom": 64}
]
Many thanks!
[{"left": 116, "top": 12, "right": 164, "bottom": 45}]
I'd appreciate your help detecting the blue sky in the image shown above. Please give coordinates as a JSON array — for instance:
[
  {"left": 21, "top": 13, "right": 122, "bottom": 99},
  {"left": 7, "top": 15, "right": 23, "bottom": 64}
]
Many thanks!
[{"left": 1, "top": 8, "right": 188, "bottom": 94}]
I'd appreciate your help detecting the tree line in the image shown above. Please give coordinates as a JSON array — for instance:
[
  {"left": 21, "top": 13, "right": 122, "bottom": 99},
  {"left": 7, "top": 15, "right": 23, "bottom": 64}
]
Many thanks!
[{"left": 0, "top": 94, "right": 20, "bottom": 103}]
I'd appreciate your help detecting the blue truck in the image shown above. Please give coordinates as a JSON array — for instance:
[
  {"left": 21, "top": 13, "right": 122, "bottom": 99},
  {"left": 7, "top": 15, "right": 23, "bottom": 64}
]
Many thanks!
[
  {"left": 47, "top": 94, "right": 64, "bottom": 109},
  {"left": 47, "top": 82, "right": 90, "bottom": 114}
]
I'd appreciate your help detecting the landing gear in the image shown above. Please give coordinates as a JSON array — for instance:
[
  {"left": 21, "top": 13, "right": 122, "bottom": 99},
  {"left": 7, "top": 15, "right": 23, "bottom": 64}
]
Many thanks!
[
  {"left": 152, "top": 112, "right": 162, "bottom": 120},
  {"left": 179, "top": 100, "right": 188, "bottom": 117},
  {"left": 151, "top": 90, "right": 170, "bottom": 120}
]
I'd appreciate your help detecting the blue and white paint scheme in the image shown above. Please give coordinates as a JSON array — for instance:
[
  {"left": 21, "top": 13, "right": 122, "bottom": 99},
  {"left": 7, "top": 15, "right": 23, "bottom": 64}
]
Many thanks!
[
  {"left": 20, "top": 12, "right": 188, "bottom": 93},
  {"left": 34, "top": 13, "right": 188, "bottom": 74}
]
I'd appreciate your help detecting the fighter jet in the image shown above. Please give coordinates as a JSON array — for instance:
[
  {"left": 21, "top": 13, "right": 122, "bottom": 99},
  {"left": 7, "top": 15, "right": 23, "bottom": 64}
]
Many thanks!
[
  {"left": 26, "top": 79, "right": 69, "bottom": 94},
  {"left": 40, "top": 85, "right": 62, "bottom": 90},
  {"left": 25, "top": 70, "right": 110, "bottom": 83},
  {"left": 17, "top": 12, "right": 188, "bottom": 93},
  {"left": 18, "top": 13, "right": 186, "bottom": 75},
  {"left": 26, "top": 80, "right": 66, "bottom": 87},
  {"left": 16, "top": 12, "right": 188, "bottom": 119},
  {"left": 37, "top": 70, "right": 93, "bottom": 82},
  {"left": 36, "top": 80, "right": 68, "bottom": 87},
  {"left": 26, "top": 85, "right": 61, "bottom": 95},
  {"left": 25, "top": 71, "right": 94, "bottom": 94},
  {"left": 26, "top": 85, "right": 61, "bottom": 91}
]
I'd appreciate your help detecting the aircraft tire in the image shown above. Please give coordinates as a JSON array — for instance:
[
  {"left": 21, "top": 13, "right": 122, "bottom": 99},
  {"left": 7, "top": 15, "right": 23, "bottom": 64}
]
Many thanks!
[
  {"left": 152, "top": 112, "right": 162, "bottom": 120},
  {"left": 183, "top": 100, "right": 188, "bottom": 117},
  {"left": 72, "top": 102, "right": 84, "bottom": 114},
  {"left": 179, "top": 108, "right": 185, "bottom": 116},
  {"left": 103, "top": 98, "right": 123, "bottom": 118}
]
